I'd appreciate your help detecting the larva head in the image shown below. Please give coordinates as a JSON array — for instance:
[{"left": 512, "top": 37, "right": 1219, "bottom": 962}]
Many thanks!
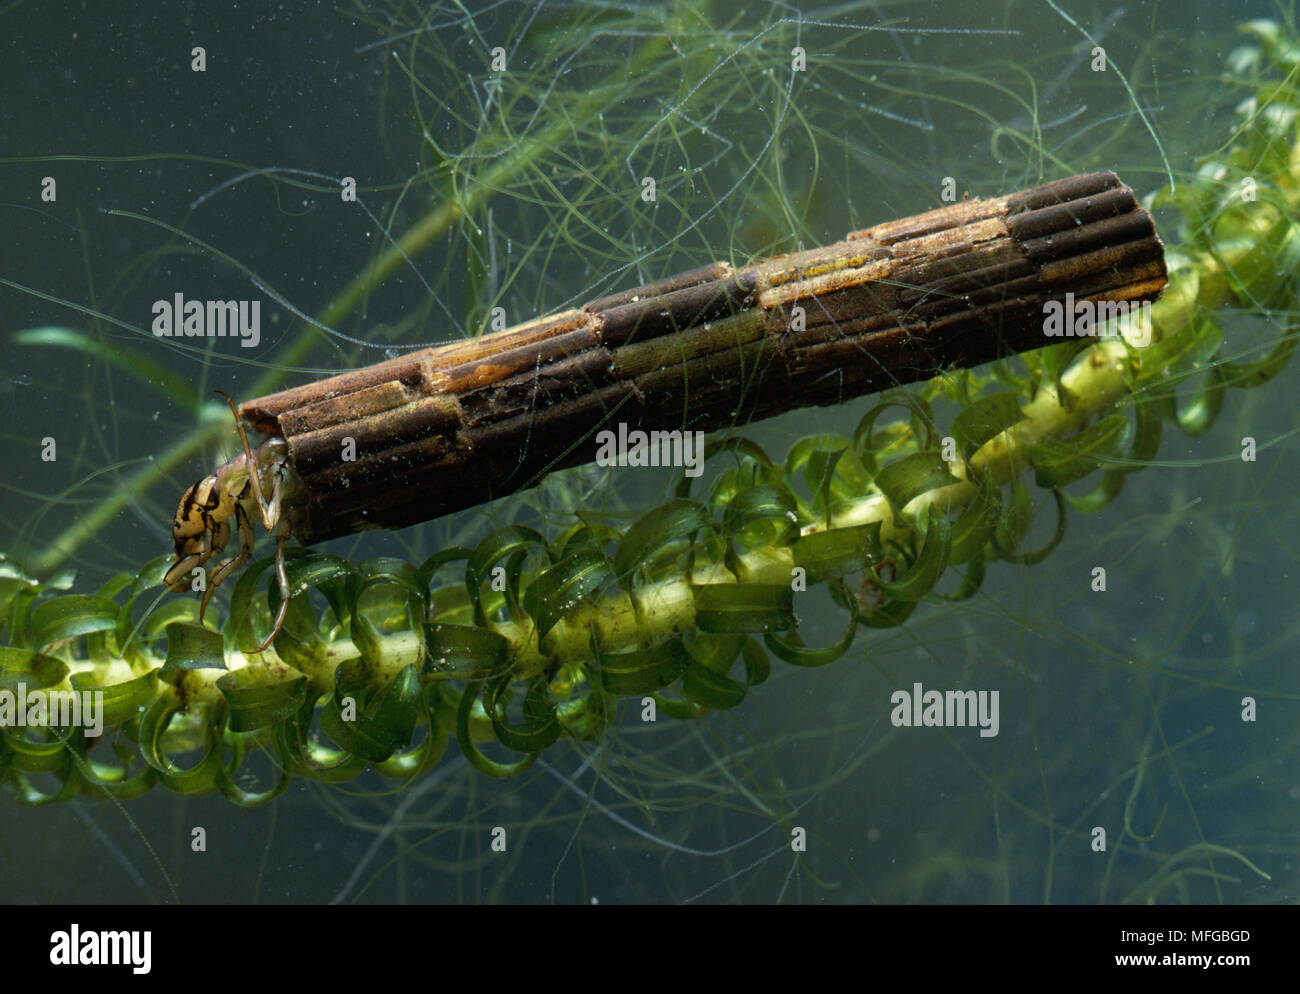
[{"left": 163, "top": 459, "right": 251, "bottom": 590}]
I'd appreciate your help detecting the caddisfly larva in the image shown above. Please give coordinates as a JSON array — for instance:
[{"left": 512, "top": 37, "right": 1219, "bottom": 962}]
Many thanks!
[
  {"left": 164, "top": 391, "right": 296, "bottom": 652},
  {"left": 163, "top": 172, "right": 1166, "bottom": 651}
]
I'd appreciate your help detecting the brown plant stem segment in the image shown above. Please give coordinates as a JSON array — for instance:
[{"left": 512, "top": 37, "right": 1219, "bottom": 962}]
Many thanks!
[{"left": 240, "top": 171, "right": 1167, "bottom": 544}]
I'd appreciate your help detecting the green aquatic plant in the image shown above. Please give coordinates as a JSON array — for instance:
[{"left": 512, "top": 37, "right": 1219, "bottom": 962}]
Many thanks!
[{"left": 2, "top": 18, "right": 1297, "bottom": 810}]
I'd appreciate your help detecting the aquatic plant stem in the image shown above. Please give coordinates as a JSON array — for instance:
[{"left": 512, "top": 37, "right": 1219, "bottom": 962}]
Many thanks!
[{"left": 63, "top": 172, "right": 1296, "bottom": 779}]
